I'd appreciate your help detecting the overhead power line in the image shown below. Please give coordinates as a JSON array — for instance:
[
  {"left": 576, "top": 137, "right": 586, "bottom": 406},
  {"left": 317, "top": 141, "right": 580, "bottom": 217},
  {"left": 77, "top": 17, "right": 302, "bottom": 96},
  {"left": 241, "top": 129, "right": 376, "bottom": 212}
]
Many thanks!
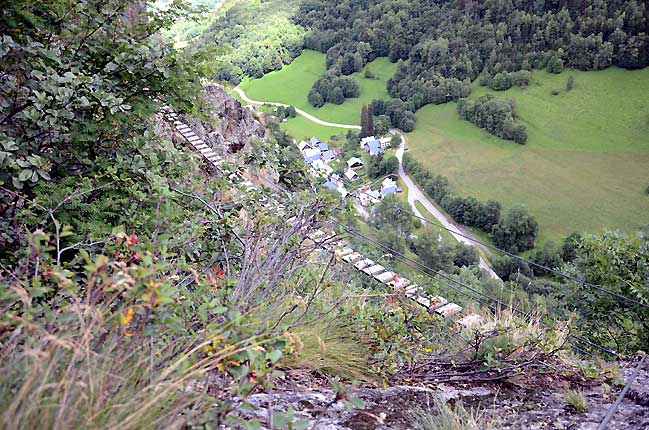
[
  {"left": 334, "top": 219, "right": 620, "bottom": 357},
  {"left": 358, "top": 189, "right": 648, "bottom": 309}
]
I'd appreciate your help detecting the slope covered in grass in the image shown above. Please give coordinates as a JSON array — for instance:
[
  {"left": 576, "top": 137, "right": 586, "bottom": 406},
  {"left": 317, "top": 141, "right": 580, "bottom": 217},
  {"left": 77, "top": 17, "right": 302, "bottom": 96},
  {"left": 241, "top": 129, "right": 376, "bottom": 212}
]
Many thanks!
[
  {"left": 407, "top": 67, "right": 649, "bottom": 243},
  {"left": 240, "top": 50, "right": 397, "bottom": 129}
]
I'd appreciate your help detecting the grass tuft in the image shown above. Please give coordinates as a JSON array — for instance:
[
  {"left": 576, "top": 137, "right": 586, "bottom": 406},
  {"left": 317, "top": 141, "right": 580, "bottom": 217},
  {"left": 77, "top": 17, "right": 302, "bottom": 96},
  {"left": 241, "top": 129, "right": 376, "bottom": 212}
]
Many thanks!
[
  {"left": 411, "top": 398, "right": 495, "bottom": 430},
  {"left": 283, "top": 318, "right": 371, "bottom": 381},
  {"left": 564, "top": 389, "right": 589, "bottom": 413}
]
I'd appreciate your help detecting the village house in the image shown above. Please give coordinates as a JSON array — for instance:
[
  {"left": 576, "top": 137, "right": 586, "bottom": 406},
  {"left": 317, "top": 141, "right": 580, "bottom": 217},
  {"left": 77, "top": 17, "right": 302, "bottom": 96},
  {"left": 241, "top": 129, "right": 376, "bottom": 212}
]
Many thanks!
[
  {"left": 297, "top": 140, "right": 311, "bottom": 151},
  {"left": 303, "top": 147, "right": 321, "bottom": 163},
  {"left": 323, "top": 180, "right": 337, "bottom": 191},
  {"left": 321, "top": 149, "right": 337, "bottom": 162},
  {"left": 363, "top": 139, "right": 383, "bottom": 156},
  {"left": 358, "top": 188, "right": 381, "bottom": 206},
  {"left": 344, "top": 169, "right": 359, "bottom": 181},
  {"left": 347, "top": 157, "right": 364, "bottom": 169},
  {"left": 380, "top": 177, "right": 398, "bottom": 197},
  {"left": 378, "top": 136, "right": 392, "bottom": 150},
  {"left": 330, "top": 174, "right": 344, "bottom": 188},
  {"left": 311, "top": 159, "right": 333, "bottom": 176}
]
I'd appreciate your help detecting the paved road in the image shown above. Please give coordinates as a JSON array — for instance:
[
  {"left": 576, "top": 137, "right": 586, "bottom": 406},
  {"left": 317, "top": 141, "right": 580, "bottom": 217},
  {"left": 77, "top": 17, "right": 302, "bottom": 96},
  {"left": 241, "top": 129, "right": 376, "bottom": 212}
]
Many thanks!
[
  {"left": 233, "top": 87, "right": 361, "bottom": 130},
  {"left": 393, "top": 130, "right": 499, "bottom": 279},
  {"left": 234, "top": 87, "right": 499, "bottom": 279}
]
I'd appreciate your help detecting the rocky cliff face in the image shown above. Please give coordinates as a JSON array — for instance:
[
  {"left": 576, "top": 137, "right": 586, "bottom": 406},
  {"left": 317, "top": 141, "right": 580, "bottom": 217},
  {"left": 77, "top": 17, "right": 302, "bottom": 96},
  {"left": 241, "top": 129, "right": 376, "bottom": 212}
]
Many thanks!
[{"left": 182, "top": 84, "right": 265, "bottom": 158}]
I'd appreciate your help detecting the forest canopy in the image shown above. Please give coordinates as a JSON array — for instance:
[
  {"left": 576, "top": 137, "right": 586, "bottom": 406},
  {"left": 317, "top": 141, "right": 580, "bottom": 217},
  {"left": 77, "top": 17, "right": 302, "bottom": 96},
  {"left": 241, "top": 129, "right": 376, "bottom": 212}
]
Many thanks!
[
  {"left": 194, "top": 0, "right": 305, "bottom": 84},
  {"left": 295, "top": 0, "right": 649, "bottom": 111}
]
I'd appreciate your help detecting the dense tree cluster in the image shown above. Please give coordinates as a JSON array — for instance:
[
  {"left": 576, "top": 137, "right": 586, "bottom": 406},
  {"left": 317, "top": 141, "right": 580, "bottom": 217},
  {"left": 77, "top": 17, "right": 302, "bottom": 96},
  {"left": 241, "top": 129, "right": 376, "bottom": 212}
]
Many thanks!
[
  {"left": 273, "top": 105, "right": 297, "bottom": 119},
  {"left": 403, "top": 154, "right": 539, "bottom": 253},
  {"left": 308, "top": 75, "right": 360, "bottom": 107},
  {"left": 295, "top": 0, "right": 649, "bottom": 110},
  {"left": 457, "top": 95, "right": 528, "bottom": 144},
  {"left": 195, "top": 0, "right": 305, "bottom": 84},
  {"left": 360, "top": 105, "right": 375, "bottom": 138},
  {"left": 491, "top": 205, "right": 539, "bottom": 253},
  {"left": 403, "top": 154, "right": 501, "bottom": 233},
  {"left": 366, "top": 154, "right": 398, "bottom": 179},
  {"left": 370, "top": 99, "right": 416, "bottom": 132}
]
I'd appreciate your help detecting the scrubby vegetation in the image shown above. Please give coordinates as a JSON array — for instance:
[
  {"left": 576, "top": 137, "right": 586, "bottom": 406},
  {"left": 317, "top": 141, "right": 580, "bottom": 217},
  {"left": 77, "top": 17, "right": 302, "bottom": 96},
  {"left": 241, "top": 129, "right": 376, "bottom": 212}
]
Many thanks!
[{"left": 2, "top": 0, "right": 648, "bottom": 426}]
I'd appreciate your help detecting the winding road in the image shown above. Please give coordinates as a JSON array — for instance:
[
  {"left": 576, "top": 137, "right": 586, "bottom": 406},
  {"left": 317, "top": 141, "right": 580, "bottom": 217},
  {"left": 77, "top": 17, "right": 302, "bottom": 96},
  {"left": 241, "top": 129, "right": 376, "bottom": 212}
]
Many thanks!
[
  {"left": 234, "top": 87, "right": 361, "bottom": 130},
  {"left": 234, "top": 86, "right": 499, "bottom": 279}
]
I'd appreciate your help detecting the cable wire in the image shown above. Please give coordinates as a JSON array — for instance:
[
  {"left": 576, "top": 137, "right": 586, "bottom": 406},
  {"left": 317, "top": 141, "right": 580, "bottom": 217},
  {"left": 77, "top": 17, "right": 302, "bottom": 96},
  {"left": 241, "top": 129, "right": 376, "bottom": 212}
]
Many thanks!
[
  {"left": 333, "top": 219, "right": 620, "bottom": 357},
  {"left": 358, "top": 189, "right": 648, "bottom": 309}
]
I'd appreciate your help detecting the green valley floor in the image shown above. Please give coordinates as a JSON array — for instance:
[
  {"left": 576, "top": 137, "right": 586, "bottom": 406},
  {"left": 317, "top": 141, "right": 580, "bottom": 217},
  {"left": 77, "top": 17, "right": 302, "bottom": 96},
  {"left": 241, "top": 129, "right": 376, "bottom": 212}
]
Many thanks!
[{"left": 407, "top": 67, "right": 649, "bottom": 243}]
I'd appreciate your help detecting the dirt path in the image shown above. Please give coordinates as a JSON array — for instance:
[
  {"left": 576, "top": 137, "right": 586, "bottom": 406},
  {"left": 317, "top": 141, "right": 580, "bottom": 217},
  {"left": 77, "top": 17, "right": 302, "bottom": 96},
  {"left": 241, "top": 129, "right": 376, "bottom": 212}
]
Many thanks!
[
  {"left": 233, "top": 87, "right": 361, "bottom": 130},
  {"left": 234, "top": 87, "right": 499, "bottom": 279}
]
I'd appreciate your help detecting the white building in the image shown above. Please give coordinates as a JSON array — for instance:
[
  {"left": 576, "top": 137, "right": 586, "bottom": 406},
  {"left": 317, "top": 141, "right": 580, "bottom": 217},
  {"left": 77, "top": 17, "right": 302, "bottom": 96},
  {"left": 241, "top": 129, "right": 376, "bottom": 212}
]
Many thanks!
[
  {"left": 311, "top": 159, "right": 333, "bottom": 176},
  {"left": 347, "top": 157, "right": 364, "bottom": 169},
  {"left": 344, "top": 169, "right": 359, "bottom": 181}
]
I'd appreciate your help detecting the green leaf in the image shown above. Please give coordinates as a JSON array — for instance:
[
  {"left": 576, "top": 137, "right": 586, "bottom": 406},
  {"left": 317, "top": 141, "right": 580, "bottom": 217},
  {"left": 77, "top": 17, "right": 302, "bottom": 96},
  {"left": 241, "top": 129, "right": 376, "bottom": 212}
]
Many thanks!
[
  {"left": 272, "top": 413, "right": 288, "bottom": 428},
  {"left": 18, "top": 169, "right": 32, "bottom": 181},
  {"left": 265, "top": 350, "right": 282, "bottom": 363},
  {"left": 292, "top": 420, "right": 309, "bottom": 430},
  {"left": 213, "top": 306, "right": 228, "bottom": 314},
  {"left": 244, "top": 421, "right": 261, "bottom": 430},
  {"left": 348, "top": 396, "right": 365, "bottom": 409}
]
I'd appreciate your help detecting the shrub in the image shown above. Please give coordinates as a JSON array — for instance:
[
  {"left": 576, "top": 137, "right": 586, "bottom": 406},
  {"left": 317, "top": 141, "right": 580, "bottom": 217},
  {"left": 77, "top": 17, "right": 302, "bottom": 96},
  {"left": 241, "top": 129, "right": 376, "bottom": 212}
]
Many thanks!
[
  {"left": 454, "top": 242, "right": 480, "bottom": 268},
  {"left": 308, "top": 89, "right": 325, "bottom": 107},
  {"left": 566, "top": 75, "right": 575, "bottom": 91},
  {"left": 390, "top": 134, "right": 402, "bottom": 148},
  {"left": 551, "top": 88, "right": 560, "bottom": 96}
]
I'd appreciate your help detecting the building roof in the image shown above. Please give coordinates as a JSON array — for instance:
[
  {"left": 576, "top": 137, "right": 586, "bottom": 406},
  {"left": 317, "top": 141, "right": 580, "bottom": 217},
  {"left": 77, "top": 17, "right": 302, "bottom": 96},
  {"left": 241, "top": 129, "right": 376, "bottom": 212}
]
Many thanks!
[
  {"left": 381, "top": 177, "right": 396, "bottom": 188},
  {"left": 303, "top": 147, "right": 321, "bottom": 163},
  {"left": 344, "top": 169, "right": 358, "bottom": 180},
  {"left": 360, "top": 136, "right": 376, "bottom": 145},
  {"left": 347, "top": 157, "right": 364, "bottom": 168},
  {"left": 364, "top": 140, "right": 383, "bottom": 155},
  {"left": 323, "top": 181, "right": 338, "bottom": 190},
  {"left": 330, "top": 175, "right": 344, "bottom": 188},
  {"left": 310, "top": 136, "right": 321, "bottom": 145},
  {"left": 318, "top": 141, "right": 329, "bottom": 151},
  {"left": 298, "top": 140, "right": 311, "bottom": 151},
  {"left": 312, "top": 158, "right": 331, "bottom": 172},
  {"left": 380, "top": 177, "right": 397, "bottom": 196},
  {"left": 381, "top": 187, "right": 397, "bottom": 197},
  {"left": 321, "top": 150, "right": 336, "bottom": 161},
  {"left": 367, "top": 190, "right": 381, "bottom": 201}
]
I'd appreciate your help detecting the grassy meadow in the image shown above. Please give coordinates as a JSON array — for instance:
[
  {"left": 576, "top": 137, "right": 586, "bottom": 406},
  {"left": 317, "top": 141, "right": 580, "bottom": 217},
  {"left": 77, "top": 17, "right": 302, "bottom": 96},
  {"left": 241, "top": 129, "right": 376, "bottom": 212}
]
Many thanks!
[
  {"left": 240, "top": 49, "right": 397, "bottom": 138},
  {"left": 407, "top": 67, "right": 649, "bottom": 243}
]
